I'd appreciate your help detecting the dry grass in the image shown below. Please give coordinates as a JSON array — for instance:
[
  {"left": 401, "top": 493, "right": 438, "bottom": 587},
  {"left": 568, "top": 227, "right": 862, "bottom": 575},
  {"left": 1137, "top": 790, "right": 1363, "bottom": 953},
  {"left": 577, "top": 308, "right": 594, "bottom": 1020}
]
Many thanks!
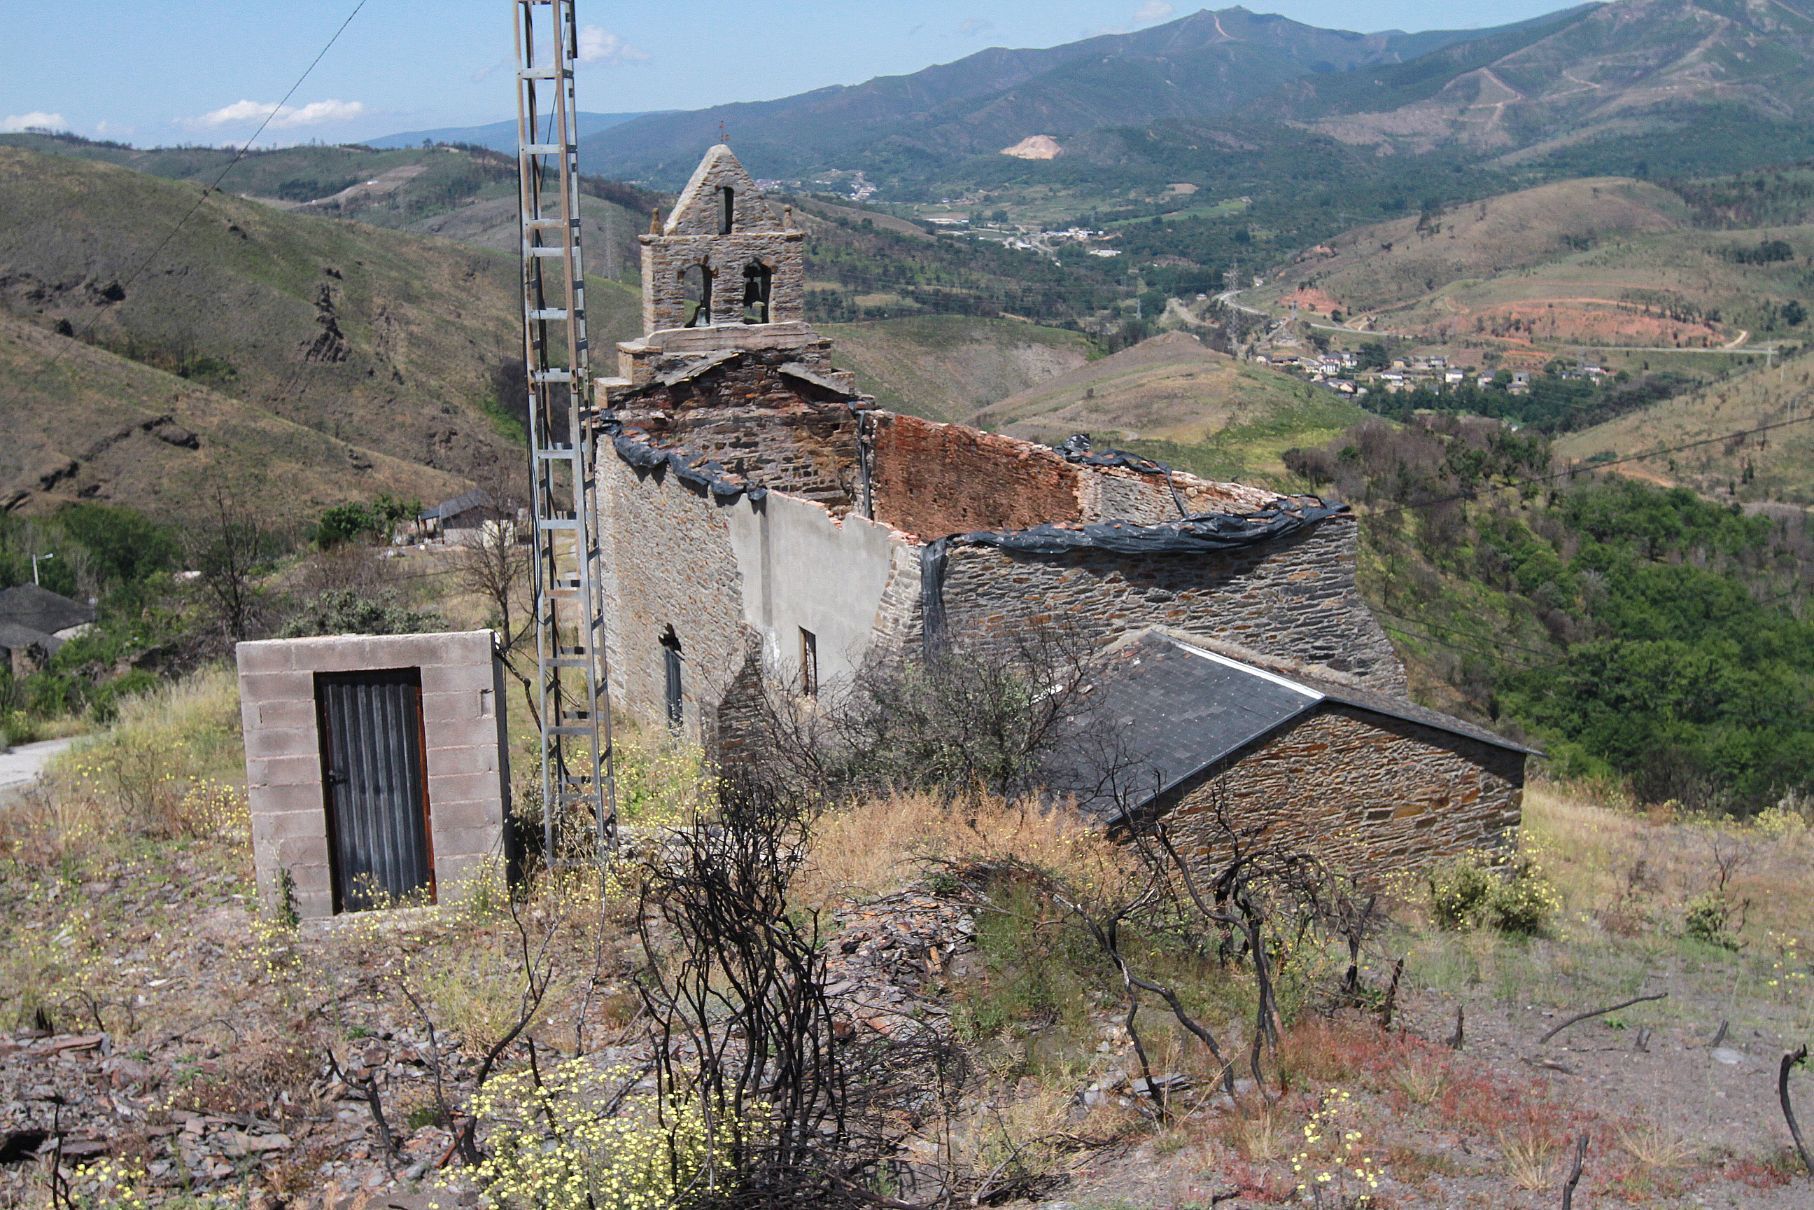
[
  {"left": 1389, "top": 1051, "right": 1450, "bottom": 1108},
  {"left": 1614, "top": 1119, "right": 1696, "bottom": 1171},
  {"left": 1525, "top": 780, "right": 1814, "bottom": 944},
  {"left": 794, "top": 791, "right": 1135, "bottom": 912},
  {"left": 6, "top": 664, "right": 247, "bottom": 868},
  {"left": 1498, "top": 1125, "right": 1561, "bottom": 1190},
  {"left": 1220, "top": 1103, "right": 1292, "bottom": 1164}
]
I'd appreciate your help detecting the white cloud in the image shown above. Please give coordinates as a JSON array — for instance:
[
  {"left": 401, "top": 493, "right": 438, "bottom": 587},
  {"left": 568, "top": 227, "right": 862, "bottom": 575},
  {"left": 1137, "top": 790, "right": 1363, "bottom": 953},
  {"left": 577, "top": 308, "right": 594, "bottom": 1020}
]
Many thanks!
[
  {"left": 188, "top": 98, "right": 365, "bottom": 130},
  {"left": 575, "top": 26, "right": 648, "bottom": 66},
  {"left": 1, "top": 111, "right": 68, "bottom": 132},
  {"left": 958, "top": 17, "right": 996, "bottom": 37},
  {"left": 1135, "top": 1, "right": 1176, "bottom": 23}
]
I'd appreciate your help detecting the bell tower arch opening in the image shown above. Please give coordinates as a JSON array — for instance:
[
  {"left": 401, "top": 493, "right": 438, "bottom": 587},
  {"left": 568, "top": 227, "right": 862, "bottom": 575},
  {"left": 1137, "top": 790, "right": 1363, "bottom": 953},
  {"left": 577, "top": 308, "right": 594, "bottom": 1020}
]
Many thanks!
[
  {"left": 680, "top": 262, "right": 713, "bottom": 328},
  {"left": 741, "top": 261, "right": 773, "bottom": 324}
]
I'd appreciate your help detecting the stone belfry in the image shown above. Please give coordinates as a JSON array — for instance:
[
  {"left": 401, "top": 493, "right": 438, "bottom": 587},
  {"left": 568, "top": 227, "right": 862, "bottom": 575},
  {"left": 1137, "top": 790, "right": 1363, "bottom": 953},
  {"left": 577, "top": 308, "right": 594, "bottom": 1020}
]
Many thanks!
[{"left": 616, "top": 144, "right": 830, "bottom": 386}]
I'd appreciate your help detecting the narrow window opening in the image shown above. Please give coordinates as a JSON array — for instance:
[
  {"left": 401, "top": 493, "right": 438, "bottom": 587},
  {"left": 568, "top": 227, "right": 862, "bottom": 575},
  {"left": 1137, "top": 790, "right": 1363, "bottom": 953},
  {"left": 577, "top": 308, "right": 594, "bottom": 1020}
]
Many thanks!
[
  {"left": 799, "top": 628, "right": 818, "bottom": 698},
  {"left": 741, "top": 261, "right": 773, "bottom": 325},
  {"left": 660, "top": 626, "right": 684, "bottom": 725},
  {"left": 679, "top": 263, "right": 713, "bottom": 328},
  {"left": 720, "top": 186, "right": 735, "bottom": 235}
]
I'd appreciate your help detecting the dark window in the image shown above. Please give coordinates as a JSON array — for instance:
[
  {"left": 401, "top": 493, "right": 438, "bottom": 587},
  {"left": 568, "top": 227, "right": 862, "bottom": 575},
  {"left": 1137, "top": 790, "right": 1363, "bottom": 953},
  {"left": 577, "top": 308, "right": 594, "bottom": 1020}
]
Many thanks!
[
  {"left": 741, "top": 261, "right": 773, "bottom": 325},
  {"left": 799, "top": 628, "right": 818, "bottom": 698},
  {"left": 661, "top": 626, "right": 684, "bottom": 725},
  {"left": 720, "top": 186, "right": 735, "bottom": 235}
]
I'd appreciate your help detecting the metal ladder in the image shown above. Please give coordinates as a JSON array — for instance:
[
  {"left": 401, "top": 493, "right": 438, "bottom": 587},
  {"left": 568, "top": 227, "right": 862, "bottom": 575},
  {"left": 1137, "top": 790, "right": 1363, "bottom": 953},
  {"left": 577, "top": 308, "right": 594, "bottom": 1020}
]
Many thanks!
[{"left": 513, "top": 0, "right": 615, "bottom": 861}]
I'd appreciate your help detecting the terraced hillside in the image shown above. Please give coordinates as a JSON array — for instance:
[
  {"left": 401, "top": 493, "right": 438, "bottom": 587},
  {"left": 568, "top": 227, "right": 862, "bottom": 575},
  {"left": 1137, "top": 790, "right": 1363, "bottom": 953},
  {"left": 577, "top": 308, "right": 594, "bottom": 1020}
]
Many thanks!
[
  {"left": 0, "top": 311, "right": 466, "bottom": 526},
  {"left": 1251, "top": 176, "right": 1813, "bottom": 356},
  {"left": 1556, "top": 346, "right": 1814, "bottom": 504}
]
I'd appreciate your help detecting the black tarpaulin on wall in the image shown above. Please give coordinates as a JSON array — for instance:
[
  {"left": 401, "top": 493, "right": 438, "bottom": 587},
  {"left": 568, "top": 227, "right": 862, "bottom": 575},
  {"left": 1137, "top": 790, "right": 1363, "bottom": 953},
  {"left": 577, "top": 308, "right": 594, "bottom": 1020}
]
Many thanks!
[
  {"left": 607, "top": 428, "right": 768, "bottom": 503},
  {"left": 919, "top": 501, "right": 1349, "bottom": 653}
]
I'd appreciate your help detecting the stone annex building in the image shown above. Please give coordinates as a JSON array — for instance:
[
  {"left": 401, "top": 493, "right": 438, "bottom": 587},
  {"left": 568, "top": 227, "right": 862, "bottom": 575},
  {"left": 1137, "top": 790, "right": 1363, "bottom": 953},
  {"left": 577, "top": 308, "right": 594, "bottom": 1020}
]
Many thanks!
[{"left": 594, "top": 145, "right": 1530, "bottom": 866}]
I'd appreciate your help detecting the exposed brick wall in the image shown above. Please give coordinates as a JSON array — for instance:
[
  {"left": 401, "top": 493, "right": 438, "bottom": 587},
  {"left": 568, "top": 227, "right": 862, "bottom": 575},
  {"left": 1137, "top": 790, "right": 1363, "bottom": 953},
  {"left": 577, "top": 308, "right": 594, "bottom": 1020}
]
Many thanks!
[
  {"left": 869, "top": 414, "right": 1088, "bottom": 537},
  {"left": 867, "top": 413, "right": 1288, "bottom": 538},
  {"left": 1161, "top": 706, "right": 1524, "bottom": 875},
  {"left": 935, "top": 518, "right": 1408, "bottom": 692}
]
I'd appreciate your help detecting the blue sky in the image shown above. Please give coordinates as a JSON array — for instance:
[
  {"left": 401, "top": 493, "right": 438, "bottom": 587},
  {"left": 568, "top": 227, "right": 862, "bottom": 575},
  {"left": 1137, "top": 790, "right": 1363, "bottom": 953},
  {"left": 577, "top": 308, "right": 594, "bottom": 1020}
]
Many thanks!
[{"left": 1, "top": 1, "right": 1576, "bottom": 147}]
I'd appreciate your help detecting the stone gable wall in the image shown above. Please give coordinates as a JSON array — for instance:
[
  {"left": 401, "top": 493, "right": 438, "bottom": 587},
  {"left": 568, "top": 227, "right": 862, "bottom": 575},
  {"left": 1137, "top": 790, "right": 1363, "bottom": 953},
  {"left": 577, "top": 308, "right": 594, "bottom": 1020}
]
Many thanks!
[
  {"left": 612, "top": 358, "right": 862, "bottom": 508},
  {"left": 1162, "top": 706, "right": 1524, "bottom": 875},
  {"left": 934, "top": 518, "right": 1408, "bottom": 692},
  {"left": 641, "top": 230, "right": 807, "bottom": 332}
]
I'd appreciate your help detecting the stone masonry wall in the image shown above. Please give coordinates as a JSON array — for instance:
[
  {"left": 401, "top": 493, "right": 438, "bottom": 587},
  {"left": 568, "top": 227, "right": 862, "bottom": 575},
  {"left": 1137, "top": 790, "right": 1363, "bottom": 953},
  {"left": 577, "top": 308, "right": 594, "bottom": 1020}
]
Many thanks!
[
  {"left": 1162, "top": 706, "right": 1525, "bottom": 875},
  {"left": 612, "top": 357, "right": 862, "bottom": 508},
  {"left": 934, "top": 517, "right": 1408, "bottom": 692},
  {"left": 235, "top": 631, "right": 510, "bottom": 920},
  {"left": 642, "top": 230, "right": 808, "bottom": 332},
  {"left": 597, "top": 453, "right": 753, "bottom": 749}
]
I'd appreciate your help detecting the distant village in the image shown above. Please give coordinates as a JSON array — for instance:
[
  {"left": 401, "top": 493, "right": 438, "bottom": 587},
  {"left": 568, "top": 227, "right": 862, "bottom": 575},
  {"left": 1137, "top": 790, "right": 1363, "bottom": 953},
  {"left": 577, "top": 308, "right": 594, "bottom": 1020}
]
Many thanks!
[{"left": 1267, "top": 348, "right": 1620, "bottom": 396}]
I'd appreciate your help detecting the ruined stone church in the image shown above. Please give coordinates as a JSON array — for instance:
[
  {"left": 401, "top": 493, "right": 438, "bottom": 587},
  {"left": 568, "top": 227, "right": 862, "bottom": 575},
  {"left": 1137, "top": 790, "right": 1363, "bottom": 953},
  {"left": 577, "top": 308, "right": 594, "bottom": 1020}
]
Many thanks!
[{"left": 594, "top": 145, "right": 1529, "bottom": 867}]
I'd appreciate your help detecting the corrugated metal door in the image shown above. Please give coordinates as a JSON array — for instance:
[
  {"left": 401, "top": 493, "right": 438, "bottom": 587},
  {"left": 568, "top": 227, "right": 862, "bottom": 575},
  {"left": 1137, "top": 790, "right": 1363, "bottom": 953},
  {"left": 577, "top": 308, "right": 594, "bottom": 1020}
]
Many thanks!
[{"left": 315, "top": 669, "right": 435, "bottom": 911}]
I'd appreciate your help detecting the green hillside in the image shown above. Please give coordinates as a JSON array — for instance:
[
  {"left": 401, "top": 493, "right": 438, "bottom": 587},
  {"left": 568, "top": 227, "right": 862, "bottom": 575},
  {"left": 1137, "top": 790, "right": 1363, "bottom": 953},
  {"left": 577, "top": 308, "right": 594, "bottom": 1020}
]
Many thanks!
[{"left": 968, "top": 331, "right": 1370, "bottom": 487}]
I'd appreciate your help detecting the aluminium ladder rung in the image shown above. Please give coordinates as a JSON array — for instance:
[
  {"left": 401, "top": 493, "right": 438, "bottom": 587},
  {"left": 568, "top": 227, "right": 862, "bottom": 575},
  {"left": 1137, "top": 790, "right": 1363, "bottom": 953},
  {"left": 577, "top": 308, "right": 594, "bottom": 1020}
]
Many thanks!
[
  {"left": 518, "top": 65, "right": 570, "bottom": 81},
  {"left": 524, "top": 216, "right": 581, "bottom": 232},
  {"left": 528, "top": 308, "right": 570, "bottom": 321},
  {"left": 522, "top": 142, "right": 573, "bottom": 156}
]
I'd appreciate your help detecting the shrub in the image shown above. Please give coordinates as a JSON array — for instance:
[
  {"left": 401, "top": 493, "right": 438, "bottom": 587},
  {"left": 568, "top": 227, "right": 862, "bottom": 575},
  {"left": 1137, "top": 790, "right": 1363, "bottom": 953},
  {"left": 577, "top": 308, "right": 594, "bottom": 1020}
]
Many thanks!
[
  {"left": 1683, "top": 893, "right": 1740, "bottom": 950},
  {"left": 1429, "top": 855, "right": 1496, "bottom": 930},
  {"left": 463, "top": 1058, "right": 722, "bottom": 1210},
  {"left": 279, "top": 588, "right": 444, "bottom": 637},
  {"left": 1429, "top": 852, "right": 1558, "bottom": 936}
]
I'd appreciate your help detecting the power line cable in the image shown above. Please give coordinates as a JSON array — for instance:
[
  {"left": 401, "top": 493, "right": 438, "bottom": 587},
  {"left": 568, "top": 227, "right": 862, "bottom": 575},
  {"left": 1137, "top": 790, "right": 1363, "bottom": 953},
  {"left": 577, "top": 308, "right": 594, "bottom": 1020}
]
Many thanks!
[{"left": 0, "top": 0, "right": 371, "bottom": 417}]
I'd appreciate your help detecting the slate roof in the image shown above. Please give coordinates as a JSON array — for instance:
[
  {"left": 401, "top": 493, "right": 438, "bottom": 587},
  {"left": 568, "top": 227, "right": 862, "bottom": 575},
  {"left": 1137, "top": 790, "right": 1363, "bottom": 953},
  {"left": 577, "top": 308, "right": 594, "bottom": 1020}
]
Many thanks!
[
  {"left": 419, "top": 490, "right": 494, "bottom": 523},
  {"left": 0, "top": 584, "right": 94, "bottom": 636},
  {"left": 0, "top": 621, "right": 63, "bottom": 656},
  {"left": 1062, "top": 630, "right": 1535, "bottom": 822}
]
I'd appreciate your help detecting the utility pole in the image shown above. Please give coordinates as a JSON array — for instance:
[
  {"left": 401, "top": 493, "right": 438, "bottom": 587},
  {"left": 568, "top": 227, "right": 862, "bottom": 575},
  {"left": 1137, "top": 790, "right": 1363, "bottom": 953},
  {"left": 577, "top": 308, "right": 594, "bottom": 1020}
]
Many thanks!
[
  {"left": 30, "top": 551, "right": 53, "bottom": 586},
  {"left": 514, "top": 0, "right": 615, "bottom": 861}
]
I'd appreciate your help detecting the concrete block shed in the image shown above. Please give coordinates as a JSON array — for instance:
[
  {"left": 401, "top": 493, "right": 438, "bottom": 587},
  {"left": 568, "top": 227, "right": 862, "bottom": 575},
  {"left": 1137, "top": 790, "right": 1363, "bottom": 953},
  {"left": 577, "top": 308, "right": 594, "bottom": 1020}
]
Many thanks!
[{"left": 236, "top": 631, "right": 512, "bottom": 919}]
